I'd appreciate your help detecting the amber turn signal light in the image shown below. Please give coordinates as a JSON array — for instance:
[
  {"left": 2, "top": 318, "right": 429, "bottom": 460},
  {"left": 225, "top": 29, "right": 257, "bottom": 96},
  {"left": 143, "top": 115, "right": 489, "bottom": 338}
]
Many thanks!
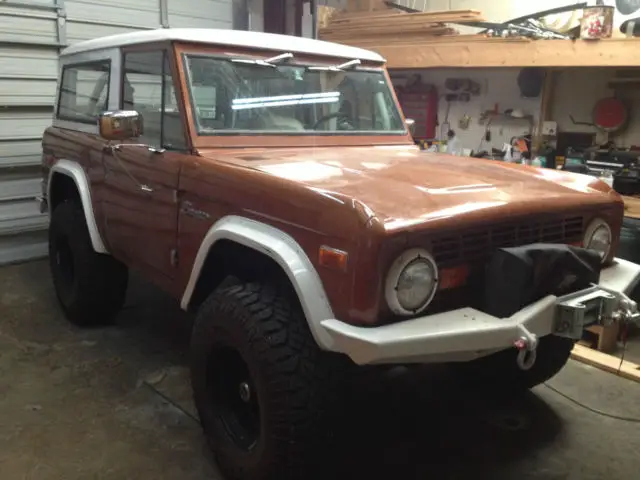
[
  {"left": 318, "top": 246, "right": 348, "bottom": 272},
  {"left": 439, "top": 265, "right": 469, "bottom": 290}
]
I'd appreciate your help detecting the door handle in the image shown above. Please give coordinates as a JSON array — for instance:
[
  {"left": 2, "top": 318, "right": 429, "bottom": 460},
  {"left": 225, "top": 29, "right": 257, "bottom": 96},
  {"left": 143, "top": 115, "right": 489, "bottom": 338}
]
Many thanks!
[{"left": 140, "top": 184, "right": 154, "bottom": 193}]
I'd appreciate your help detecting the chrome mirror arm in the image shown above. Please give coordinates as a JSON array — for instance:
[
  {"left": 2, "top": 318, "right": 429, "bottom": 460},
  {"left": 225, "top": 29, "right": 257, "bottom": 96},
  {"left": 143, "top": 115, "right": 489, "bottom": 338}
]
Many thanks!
[{"left": 106, "top": 143, "right": 166, "bottom": 154}]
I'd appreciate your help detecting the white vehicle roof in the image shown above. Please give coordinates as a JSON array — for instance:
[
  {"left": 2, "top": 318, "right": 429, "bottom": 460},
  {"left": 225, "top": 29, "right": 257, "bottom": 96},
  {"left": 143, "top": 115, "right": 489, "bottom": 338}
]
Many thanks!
[{"left": 60, "top": 28, "right": 385, "bottom": 63}]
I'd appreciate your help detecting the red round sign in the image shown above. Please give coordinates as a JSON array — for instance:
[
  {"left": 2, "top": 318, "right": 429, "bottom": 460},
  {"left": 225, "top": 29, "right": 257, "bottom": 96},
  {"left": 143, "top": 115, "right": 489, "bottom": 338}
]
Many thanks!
[{"left": 593, "top": 97, "right": 627, "bottom": 132}]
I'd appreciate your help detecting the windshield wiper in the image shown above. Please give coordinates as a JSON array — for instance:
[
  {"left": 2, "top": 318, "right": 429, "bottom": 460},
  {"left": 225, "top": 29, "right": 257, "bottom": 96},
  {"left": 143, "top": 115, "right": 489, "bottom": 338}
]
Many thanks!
[
  {"left": 231, "top": 52, "right": 294, "bottom": 68},
  {"left": 307, "top": 59, "right": 361, "bottom": 72}
]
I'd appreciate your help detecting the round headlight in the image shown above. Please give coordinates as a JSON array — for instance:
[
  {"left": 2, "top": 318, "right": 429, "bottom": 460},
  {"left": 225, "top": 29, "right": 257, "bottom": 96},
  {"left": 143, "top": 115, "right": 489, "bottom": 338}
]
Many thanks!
[
  {"left": 583, "top": 218, "right": 612, "bottom": 262},
  {"left": 385, "top": 248, "right": 438, "bottom": 316}
]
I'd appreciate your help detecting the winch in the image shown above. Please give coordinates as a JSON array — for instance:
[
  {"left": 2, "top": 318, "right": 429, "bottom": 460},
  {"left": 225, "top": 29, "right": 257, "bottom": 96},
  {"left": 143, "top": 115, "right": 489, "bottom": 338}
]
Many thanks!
[{"left": 513, "top": 286, "right": 640, "bottom": 371}]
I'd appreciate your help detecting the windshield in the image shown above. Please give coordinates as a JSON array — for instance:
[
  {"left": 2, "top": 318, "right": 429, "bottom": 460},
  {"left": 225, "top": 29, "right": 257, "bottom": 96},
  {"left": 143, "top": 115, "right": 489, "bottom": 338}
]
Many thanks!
[{"left": 183, "top": 54, "right": 406, "bottom": 136}]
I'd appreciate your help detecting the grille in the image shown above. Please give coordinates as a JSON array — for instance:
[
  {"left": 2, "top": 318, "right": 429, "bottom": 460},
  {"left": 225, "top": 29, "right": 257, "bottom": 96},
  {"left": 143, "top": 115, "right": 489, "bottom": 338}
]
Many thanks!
[{"left": 431, "top": 215, "right": 585, "bottom": 267}]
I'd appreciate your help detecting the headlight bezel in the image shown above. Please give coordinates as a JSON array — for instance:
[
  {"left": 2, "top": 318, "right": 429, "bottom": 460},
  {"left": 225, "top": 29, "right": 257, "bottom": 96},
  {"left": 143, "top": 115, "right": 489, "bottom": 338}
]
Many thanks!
[
  {"left": 583, "top": 218, "right": 612, "bottom": 262},
  {"left": 385, "top": 248, "right": 439, "bottom": 316}
]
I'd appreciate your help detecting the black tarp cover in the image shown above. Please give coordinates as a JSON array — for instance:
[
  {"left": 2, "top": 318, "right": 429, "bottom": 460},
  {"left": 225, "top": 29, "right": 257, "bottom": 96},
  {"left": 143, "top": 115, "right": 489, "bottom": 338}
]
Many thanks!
[{"left": 483, "top": 244, "right": 602, "bottom": 318}]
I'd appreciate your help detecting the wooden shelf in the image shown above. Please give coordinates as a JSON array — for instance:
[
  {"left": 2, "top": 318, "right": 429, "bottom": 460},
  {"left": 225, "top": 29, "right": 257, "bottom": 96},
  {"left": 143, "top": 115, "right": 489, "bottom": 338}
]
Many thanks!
[{"left": 344, "top": 37, "right": 640, "bottom": 70}]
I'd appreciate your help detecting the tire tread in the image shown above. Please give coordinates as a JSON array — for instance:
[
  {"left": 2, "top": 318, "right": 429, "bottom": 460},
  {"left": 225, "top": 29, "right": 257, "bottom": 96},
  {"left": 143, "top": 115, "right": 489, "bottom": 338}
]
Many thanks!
[
  {"left": 49, "top": 200, "right": 128, "bottom": 326},
  {"left": 191, "top": 280, "right": 350, "bottom": 480}
]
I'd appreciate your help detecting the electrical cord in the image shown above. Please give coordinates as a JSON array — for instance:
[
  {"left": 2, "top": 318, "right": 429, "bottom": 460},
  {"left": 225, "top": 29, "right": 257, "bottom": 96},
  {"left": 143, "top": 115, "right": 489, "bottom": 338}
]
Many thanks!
[
  {"left": 140, "top": 327, "right": 640, "bottom": 426},
  {"left": 543, "top": 382, "right": 640, "bottom": 423},
  {"left": 143, "top": 380, "right": 201, "bottom": 424},
  {"left": 617, "top": 323, "right": 629, "bottom": 374},
  {"left": 543, "top": 326, "right": 640, "bottom": 424},
  {"left": 144, "top": 374, "right": 640, "bottom": 427}
]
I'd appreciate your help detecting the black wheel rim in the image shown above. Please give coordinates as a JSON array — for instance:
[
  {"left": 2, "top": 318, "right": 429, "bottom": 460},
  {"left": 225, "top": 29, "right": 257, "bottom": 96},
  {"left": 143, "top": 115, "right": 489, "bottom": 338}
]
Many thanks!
[
  {"left": 53, "top": 233, "right": 75, "bottom": 295},
  {"left": 208, "top": 346, "right": 260, "bottom": 451}
]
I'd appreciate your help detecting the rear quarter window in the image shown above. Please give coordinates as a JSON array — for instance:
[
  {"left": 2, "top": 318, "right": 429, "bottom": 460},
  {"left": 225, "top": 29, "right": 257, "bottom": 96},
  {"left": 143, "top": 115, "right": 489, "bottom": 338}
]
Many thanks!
[{"left": 57, "top": 60, "right": 111, "bottom": 124}]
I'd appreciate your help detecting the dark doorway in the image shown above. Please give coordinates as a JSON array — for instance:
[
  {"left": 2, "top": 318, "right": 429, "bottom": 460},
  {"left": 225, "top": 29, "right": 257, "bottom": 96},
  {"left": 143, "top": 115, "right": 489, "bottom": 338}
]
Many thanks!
[
  {"left": 263, "top": 0, "right": 303, "bottom": 35},
  {"left": 263, "top": 0, "right": 286, "bottom": 33}
]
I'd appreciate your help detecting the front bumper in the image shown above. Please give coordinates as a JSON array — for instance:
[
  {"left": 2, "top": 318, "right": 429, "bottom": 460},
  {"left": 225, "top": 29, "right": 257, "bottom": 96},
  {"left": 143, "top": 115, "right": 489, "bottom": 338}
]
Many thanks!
[{"left": 320, "top": 257, "right": 640, "bottom": 366}]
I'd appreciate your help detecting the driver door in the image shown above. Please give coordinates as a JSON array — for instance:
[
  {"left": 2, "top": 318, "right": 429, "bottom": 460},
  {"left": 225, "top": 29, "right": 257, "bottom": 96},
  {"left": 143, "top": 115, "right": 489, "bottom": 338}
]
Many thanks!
[{"left": 102, "top": 49, "right": 187, "bottom": 290}]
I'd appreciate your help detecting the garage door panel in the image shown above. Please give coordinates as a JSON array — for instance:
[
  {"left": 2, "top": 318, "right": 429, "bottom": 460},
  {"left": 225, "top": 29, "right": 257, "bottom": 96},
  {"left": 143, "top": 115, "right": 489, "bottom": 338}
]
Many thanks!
[
  {"left": 169, "top": 0, "right": 232, "bottom": 27},
  {"left": 166, "top": 16, "right": 231, "bottom": 28},
  {"left": 66, "top": 0, "right": 160, "bottom": 17},
  {"left": 0, "top": 232, "right": 48, "bottom": 266},
  {"left": 0, "top": 0, "right": 235, "bottom": 265},
  {"left": 169, "top": 0, "right": 232, "bottom": 20},
  {"left": 0, "top": 46, "right": 59, "bottom": 79},
  {"left": 65, "top": 22, "right": 154, "bottom": 44},
  {"left": 0, "top": 80, "right": 57, "bottom": 107},
  {"left": 9, "top": 0, "right": 57, "bottom": 5},
  {"left": 0, "top": 6, "right": 58, "bottom": 46},
  {"left": 0, "top": 200, "right": 48, "bottom": 235},
  {"left": 0, "top": 140, "right": 44, "bottom": 169},
  {"left": 0, "top": 176, "right": 41, "bottom": 203},
  {"left": 0, "top": 111, "right": 52, "bottom": 141},
  {"left": 66, "top": 2, "right": 162, "bottom": 28}
]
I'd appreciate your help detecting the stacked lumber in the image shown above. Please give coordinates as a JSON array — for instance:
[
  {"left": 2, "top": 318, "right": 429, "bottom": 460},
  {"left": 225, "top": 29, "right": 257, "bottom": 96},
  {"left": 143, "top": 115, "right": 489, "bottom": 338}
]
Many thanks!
[
  {"left": 319, "top": 9, "right": 485, "bottom": 45},
  {"left": 343, "top": 0, "right": 389, "bottom": 12},
  {"left": 571, "top": 344, "right": 640, "bottom": 384},
  {"left": 317, "top": 6, "right": 339, "bottom": 29}
]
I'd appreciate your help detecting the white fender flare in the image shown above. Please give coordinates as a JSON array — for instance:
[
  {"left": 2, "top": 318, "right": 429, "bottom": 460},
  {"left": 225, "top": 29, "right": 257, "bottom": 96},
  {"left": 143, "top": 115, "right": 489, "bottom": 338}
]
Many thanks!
[
  {"left": 180, "top": 215, "right": 337, "bottom": 351},
  {"left": 48, "top": 159, "right": 109, "bottom": 254}
]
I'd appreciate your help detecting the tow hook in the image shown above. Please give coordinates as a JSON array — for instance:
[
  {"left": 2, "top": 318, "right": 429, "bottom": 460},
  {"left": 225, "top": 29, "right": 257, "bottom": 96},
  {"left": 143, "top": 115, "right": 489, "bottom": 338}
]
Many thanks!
[{"left": 514, "top": 326, "right": 538, "bottom": 371}]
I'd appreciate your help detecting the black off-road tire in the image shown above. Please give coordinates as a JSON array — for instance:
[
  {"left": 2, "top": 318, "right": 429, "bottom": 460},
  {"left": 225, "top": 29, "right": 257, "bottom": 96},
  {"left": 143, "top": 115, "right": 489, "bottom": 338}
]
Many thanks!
[
  {"left": 453, "top": 335, "right": 575, "bottom": 391},
  {"left": 190, "top": 281, "right": 352, "bottom": 480},
  {"left": 49, "top": 200, "right": 128, "bottom": 326}
]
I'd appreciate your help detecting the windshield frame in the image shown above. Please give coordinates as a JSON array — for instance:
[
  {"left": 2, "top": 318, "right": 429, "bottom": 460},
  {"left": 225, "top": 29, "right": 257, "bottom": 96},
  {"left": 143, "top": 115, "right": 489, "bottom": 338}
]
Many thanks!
[{"left": 175, "top": 44, "right": 412, "bottom": 149}]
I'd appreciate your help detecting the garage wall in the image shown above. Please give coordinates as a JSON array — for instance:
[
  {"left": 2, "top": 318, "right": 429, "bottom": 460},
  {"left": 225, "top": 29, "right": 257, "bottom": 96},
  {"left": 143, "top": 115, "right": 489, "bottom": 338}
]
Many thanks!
[
  {"left": 0, "top": 0, "right": 235, "bottom": 266},
  {"left": 390, "top": 68, "right": 542, "bottom": 153},
  {"left": 550, "top": 68, "right": 640, "bottom": 148},
  {"left": 551, "top": 68, "right": 611, "bottom": 146}
]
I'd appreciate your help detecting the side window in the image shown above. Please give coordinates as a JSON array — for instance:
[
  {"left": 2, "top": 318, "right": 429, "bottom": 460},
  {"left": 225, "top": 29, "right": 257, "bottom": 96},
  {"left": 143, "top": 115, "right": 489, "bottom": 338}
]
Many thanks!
[
  {"left": 57, "top": 61, "right": 110, "bottom": 123},
  {"left": 122, "top": 50, "right": 186, "bottom": 150}
]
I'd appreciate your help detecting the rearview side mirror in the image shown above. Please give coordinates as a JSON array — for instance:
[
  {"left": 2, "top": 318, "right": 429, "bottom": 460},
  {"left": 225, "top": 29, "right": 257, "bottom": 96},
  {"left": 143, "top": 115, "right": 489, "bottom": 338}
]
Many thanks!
[
  {"left": 99, "top": 110, "right": 143, "bottom": 141},
  {"left": 405, "top": 118, "right": 416, "bottom": 136}
]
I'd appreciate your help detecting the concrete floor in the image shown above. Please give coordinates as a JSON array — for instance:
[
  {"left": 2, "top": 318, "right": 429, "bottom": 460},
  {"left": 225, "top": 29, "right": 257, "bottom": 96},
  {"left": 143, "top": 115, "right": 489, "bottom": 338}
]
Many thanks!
[
  {"left": 610, "top": 327, "right": 640, "bottom": 365},
  {"left": 1, "top": 260, "right": 640, "bottom": 480}
]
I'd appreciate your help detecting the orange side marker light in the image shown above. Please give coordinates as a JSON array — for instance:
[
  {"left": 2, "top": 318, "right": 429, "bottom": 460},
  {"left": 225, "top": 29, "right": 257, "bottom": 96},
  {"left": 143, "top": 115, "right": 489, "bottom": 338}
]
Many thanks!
[{"left": 319, "top": 246, "right": 349, "bottom": 272}]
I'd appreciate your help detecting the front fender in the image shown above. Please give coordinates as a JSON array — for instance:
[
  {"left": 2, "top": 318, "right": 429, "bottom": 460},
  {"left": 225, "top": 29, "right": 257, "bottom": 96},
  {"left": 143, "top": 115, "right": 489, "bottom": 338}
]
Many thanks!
[{"left": 180, "top": 215, "right": 337, "bottom": 351}]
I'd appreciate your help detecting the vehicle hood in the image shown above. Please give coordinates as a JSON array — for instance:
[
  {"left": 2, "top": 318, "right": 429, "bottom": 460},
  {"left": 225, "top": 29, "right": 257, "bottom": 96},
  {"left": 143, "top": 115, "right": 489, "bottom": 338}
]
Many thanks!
[{"left": 202, "top": 145, "right": 617, "bottom": 230}]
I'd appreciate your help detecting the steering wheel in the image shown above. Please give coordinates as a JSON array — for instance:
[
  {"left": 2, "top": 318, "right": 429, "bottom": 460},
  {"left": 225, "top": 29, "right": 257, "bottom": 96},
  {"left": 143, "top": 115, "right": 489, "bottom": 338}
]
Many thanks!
[{"left": 311, "top": 111, "right": 352, "bottom": 130}]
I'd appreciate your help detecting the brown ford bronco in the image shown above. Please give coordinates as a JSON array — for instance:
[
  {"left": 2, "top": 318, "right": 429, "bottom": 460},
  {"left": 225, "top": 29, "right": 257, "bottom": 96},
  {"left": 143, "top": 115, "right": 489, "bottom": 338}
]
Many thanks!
[{"left": 42, "top": 28, "right": 640, "bottom": 480}]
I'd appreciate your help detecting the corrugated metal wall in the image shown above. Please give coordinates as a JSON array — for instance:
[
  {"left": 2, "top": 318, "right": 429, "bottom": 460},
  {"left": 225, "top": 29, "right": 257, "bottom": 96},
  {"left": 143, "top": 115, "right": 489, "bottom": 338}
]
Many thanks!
[{"left": 0, "top": 0, "right": 234, "bottom": 266}]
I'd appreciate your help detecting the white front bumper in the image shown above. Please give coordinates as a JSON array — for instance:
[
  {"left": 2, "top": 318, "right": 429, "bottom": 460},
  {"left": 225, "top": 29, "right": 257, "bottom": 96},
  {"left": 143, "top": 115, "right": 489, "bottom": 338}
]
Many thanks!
[{"left": 321, "top": 258, "right": 640, "bottom": 366}]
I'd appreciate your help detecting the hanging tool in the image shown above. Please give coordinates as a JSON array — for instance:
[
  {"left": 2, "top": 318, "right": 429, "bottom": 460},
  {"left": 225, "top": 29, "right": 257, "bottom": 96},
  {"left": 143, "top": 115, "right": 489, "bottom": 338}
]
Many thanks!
[
  {"left": 458, "top": 114, "right": 471, "bottom": 130},
  {"left": 440, "top": 98, "right": 451, "bottom": 141}
]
